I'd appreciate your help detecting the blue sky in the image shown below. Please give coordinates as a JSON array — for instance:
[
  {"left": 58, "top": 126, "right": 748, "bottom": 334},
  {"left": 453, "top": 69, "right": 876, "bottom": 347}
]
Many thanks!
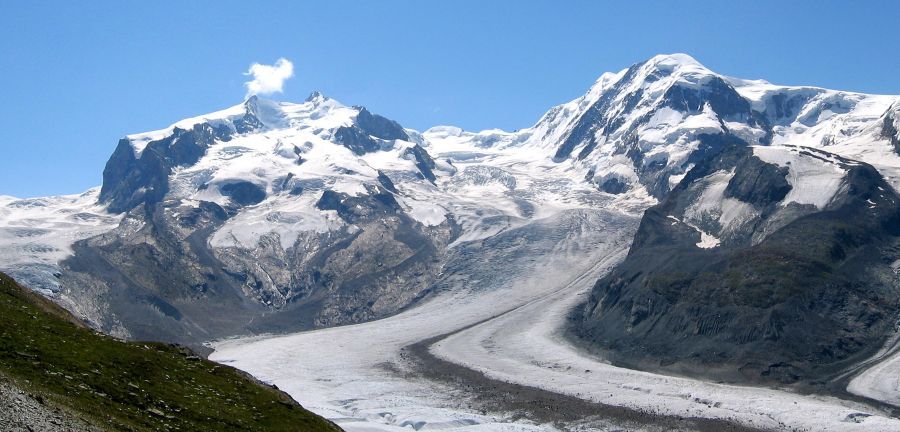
[{"left": 2, "top": 1, "right": 899, "bottom": 197}]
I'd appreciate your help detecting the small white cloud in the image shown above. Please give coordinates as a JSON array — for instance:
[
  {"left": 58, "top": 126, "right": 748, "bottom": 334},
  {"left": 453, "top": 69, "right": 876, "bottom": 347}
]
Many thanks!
[{"left": 244, "top": 58, "right": 294, "bottom": 98}]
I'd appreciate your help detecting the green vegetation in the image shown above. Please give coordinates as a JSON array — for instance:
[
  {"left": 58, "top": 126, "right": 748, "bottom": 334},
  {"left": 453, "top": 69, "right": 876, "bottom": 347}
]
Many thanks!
[{"left": 0, "top": 273, "right": 340, "bottom": 431}]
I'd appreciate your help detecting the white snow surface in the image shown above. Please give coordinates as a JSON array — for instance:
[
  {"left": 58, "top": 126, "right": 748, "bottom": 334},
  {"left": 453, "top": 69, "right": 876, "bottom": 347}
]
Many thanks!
[
  {"left": 752, "top": 145, "right": 849, "bottom": 209},
  {"left": 157, "top": 94, "right": 462, "bottom": 250},
  {"left": 0, "top": 188, "right": 120, "bottom": 294},
  {"left": 847, "top": 332, "right": 900, "bottom": 407}
]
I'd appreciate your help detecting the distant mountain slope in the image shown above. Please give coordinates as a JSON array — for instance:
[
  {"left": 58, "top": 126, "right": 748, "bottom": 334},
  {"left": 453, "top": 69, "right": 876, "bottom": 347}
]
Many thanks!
[
  {"left": 56, "top": 95, "right": 459, "bottom": 345},
  {"left": 422, "top": 54, "right": 900, "bottom": 200},
  {"left": 571, "top": 134, "right": 900, "bottom": 385},
  {"left": 0, "top": 273, "right": 340, "bottom": 431},
  {"left": 1, "top": 52, "right": 899, "bottom": 363}
]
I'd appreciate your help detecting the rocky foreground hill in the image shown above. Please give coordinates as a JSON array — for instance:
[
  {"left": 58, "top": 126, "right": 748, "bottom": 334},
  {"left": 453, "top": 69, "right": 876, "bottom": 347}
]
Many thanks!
[{"left": 0, "top": 273, "right": 339, "bottom": 431}]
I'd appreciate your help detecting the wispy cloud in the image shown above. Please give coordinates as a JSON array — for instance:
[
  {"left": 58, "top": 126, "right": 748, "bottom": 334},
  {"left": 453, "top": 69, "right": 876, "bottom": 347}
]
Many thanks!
[{"left": 244, "top": 58, "right": 294, "bottom": 98}]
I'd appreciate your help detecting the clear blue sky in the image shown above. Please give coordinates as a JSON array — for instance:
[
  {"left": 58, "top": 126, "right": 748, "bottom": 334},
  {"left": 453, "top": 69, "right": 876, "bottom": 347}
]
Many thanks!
[{"left": 2, "top": 1, "right": 899, "bottom": 197}]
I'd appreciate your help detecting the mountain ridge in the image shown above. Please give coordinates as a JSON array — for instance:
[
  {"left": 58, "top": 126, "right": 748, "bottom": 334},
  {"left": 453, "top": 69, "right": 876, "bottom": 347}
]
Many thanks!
[{"left": 1, "top": 53, "right": 899, "bottom": 363}]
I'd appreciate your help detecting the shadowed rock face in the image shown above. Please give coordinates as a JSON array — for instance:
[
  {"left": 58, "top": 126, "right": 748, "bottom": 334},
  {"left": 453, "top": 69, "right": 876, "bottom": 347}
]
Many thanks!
[
  {"left": 355, "top": 107, "right": 408, "bottom": 141},
  {"left": 572, "top": 135, "right": 900, "bottom": 385},
  {"left": 403, "top": 144, "right": 438, "bottom": 183},
  {"left": 334, "top": 126, "right": 385, "bottom": 155},
  {"left": 99, "top": 98, "right": 273, "bottom": 214},
  {"left": 554, "top": 63, "right": 645, "bottom": 163},
  {"left": 883, "top": 109, "right": 900, "bottom": 155},
  {"left": 377, "top": 170, "right": 398, "bottom": 193},
  {"left": 219, "top": 181, "right": 266, "bottom": 206},
  {"left": 100, "top": 122, "right": 237, "bottom": 213},
  {"left": 723, "top": 155, "right": 791, "bottom": 207},
  {"left": 61, "top": 188, "right": 454, "bottom": 348},
  {"left": 661, "top": 77, "right": 750, "bottom": 118},
  {"left": 600, "top": 177, "right": 629, "bottom": 194},
  {"left": 316, "top": 186, "right": 401, "bottom": 224},
  {"left": 551, "top": 59, "right": 772, "bottom": 199},
  {"left": 334, "top": 107, "right": 410, "bottom": 156}
]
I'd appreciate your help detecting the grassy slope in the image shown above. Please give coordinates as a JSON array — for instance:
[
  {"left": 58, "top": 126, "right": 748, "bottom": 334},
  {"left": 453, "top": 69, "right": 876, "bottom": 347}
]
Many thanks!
[{"left": 0, "top": 273, "right": 340, "bottom": 431}]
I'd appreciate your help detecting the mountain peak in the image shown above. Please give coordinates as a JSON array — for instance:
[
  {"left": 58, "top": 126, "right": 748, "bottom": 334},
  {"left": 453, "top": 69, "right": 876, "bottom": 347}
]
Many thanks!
[
  {"left": 305, "top": 90, "right": 328, "bottom": 103},
  {"left": 243, "top": 94, "right": 261, "bottom": 115},
  {"left": 645, "top": 53, "right": 704, "bottom": 68},
  {"left": 637, "top": 53, "right": 714, "bottom": 81}
]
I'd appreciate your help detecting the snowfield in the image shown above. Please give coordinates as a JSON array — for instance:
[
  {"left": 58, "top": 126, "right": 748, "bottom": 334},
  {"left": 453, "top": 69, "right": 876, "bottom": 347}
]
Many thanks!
[
  {"left": 847, "top": 333, "right": 900, "bottom": 408},
  {"left": 752, "top": 145, "right": 850, "bottom": 209},
  {"left": 0, "top": 188, "right": 120, "bottom": 295}
]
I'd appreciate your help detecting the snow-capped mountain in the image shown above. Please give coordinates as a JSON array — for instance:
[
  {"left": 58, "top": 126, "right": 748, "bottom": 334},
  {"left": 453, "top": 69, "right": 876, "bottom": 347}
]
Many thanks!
[
  {"left": 573, "top": 137, "right": 900, "bottom": 384},
  {"left": 2, "top": 53, "right": 900, "bottom": 368},
  {"left": 423, "top": 54, "right": 900, "bottom": 200},
  {"left": 58, "top": 94, "right": 466, "bottom": 342},
  {"left": 27, "top": 88, "right": 616, "bottom": 343}
]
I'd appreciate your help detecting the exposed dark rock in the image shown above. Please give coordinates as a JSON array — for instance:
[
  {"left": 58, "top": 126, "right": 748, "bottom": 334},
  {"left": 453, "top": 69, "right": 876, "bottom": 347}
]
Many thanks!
[
  {"left": 551, "top": 58, "right": 781, "bottom": 200},
  {"left": 60, "top": 201, "right": 260, "bottom": 344},
  {"left": 553, "top": 63, "right": 644, "bottom": 162},
  {"left": 100, "top": 123, "right": 232, "bottom": 213},
  {"left": 662, "top": 77, "right": 751, "bottom": 119},
  {"left": 403, "top": 144, "right": 438, "bottom": 183},
  {"left": 59, "top": 187, "right": 455, "bottom": 349},
  {"left": 334, "top": 107, "right": 410, "bottom": 156},
  {"left": 882, "top": 110, "right": 900, "bottom": 155},
  {"left": 176, "top": 201, "right": 228, "bottom": 228},
  {"left": 766, "top": 92, "right": 810, "bottom": 124},
  {"left": 233, "top": 96, "right": 266, "bottom": 134},
  {"left": 99, "top": 139, "right": 168, "bottom": 214},
  {"left": 600, "top": 177, "right": 629, "bottom": 194},
  {"left": 315, "top": 187, "right": 401, "bottom": 224},
  {"left": 572, "top": 140, "right": 900, "bottom": 386},
  {"left": 219, "top": 181, "right": 266, "bottom": 206},
  {"left": 724, "top": 155, "right": 791, "bottom": 208},
  {"left": 232, "top": 112, "right": 264, "bottom": 134},
  {"left": 377, "top": 171, "right": 398, "bottom": 193},
  {"left": 334, "top": 125, "right": 384, "bottom": 155},
  {"left": 355, "top": 107, "right": 408, "bottom": 141}
]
